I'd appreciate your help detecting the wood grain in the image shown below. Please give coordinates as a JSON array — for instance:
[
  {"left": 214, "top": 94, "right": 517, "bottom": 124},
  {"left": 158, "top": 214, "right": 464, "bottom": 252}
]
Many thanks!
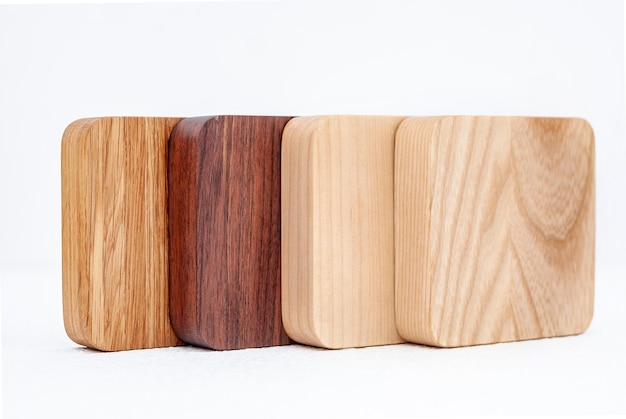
[
  {"left": 395, "top": 116, "right": 595, "bottom": 347},
  {"left": 168, "top": 115, "right": 292, "bottom": 350},
  {"left": 281, "top": 115, "right": 405, "bottom": 349},
  {"left": 61, "top": 117, "right": 182, "bottom": 351}
]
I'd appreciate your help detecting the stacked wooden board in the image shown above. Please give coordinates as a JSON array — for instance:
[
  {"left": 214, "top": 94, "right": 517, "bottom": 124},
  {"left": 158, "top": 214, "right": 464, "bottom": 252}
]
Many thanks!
[{"left": 61, "top": 115, "right": 595, "bottom": 351}]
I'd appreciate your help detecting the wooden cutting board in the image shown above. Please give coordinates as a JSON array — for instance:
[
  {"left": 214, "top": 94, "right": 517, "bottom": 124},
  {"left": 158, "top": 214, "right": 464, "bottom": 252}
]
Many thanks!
[
  {"left": 395, "top": 116, "right": 595, "bottom": 347},
  {"left": 281, "top": 115, "right": 406, "bottom": 349},
  {"left": 168, "top": 115, "right": 293, "bottom": 350},
  {"left": 61, "top": 117, "right": 182, "bottom": 351}
]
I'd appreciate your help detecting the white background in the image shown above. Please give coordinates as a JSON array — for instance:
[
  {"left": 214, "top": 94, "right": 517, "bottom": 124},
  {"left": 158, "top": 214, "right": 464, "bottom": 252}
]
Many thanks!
[{"left": 1, "top": 1, "right": 625, "bottom": 417}]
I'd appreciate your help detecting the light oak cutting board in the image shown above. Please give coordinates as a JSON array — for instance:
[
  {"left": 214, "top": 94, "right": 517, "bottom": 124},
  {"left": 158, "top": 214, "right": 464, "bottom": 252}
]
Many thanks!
[
  {"left": 61, "top": 117, "right": 182, "bottom": 351},
  {"left": 395, "top": 116, "right": 595, "bottom": 347},
  {"left": 281, "top": 115, "right": 406, "bottom": 349},
  {"left": 168, "top": 115, "right": 292, "bottom": 350}
]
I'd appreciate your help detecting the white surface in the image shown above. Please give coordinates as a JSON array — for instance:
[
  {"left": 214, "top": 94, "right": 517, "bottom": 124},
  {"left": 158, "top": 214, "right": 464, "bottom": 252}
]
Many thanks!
[
  {"left": 1, "top": 1, "right": 625, "bottom": 417},
  {"left": 2, "top": 269, "right": 626, "bottom": 417}
]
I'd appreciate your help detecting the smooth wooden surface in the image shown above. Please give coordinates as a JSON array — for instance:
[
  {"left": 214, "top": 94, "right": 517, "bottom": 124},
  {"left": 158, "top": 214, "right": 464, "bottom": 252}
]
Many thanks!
[
  {"left": 282, "top": 115, "right": 405, "bottom": 349},
  {"left": 395, "top": 116, "right": 595, "bottom": 347},
  {"left": 168, "top": 115, "right": 292, "bottom": 350},
  {"left": 61, "top": 116, "right": 182, "bottom": 351}
]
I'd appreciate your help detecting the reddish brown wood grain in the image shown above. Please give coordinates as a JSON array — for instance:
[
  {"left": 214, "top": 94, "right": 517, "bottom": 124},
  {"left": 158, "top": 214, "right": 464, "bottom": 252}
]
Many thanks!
[{"left": 168, "top": 115, "right": 292, "bottom": 350}]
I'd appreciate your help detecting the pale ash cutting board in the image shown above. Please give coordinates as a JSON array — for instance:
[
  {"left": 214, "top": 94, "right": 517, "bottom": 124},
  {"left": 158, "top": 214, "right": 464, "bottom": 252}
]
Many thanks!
[
  {"left": 61, "top": 117, "right": 182, "bottom": 351},
  {"left": 395, "top": 116, "right": 595, "bottom": 347},
  {"left": 281, "top": 115, "right": 405, "bottom": 349}
]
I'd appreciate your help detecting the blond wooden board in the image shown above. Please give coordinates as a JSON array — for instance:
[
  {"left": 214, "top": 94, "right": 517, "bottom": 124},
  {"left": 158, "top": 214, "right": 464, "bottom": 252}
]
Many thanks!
[
  {"left": 61, "top": 117, "right": 182, "bottom": 351},
  {"left": 281, "top": 115, "right": 405, "bottom": 349},
  {"left": 395, "top": 116, "right": 595, "bottom": 347}
]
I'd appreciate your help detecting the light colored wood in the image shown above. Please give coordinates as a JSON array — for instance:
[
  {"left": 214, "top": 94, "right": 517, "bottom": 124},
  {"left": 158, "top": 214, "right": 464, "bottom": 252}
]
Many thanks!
[
  {"left": 61, "top": 117, "right": 182, "bottom": 351},
  {"left": 281, "top": 115, "right": 405, "bottom": 349},
  {"left": 395, "top": 116, "right": 595, "bottom": 347}
]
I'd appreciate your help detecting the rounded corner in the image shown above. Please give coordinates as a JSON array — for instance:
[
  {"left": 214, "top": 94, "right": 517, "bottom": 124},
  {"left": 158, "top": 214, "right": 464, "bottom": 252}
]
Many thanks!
[
  {"left": 573, "top": 116, "right": 593, "bottom": 131},
  {"left": 576, "top": 117, "right": 595, "bottom": 145},
  {"left": 395, "top": 309, "right": 445, "bottom": 348},
  {"left": 281, "top": 307, "right": 326, "bottom": 349},
  {"left": 64, "top": 327, "right": 99, "bottom": 351},
  {"left": 63, "top": 327, "right": 86, "bottom": 348},
  {"left": 576, "top": 305, "right": 595, "bottom": 336},
  {"left": 395, "top": 117, "right": 414, "bottom": 137},
  {"left": 61, "top": 118, "right": 99, "bottom": 146}
]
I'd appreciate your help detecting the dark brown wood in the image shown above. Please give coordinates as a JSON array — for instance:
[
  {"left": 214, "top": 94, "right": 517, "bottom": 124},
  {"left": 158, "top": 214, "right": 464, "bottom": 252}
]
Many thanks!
[{"left": 168, "top": 115, "right": 292, "bottom": 350}]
